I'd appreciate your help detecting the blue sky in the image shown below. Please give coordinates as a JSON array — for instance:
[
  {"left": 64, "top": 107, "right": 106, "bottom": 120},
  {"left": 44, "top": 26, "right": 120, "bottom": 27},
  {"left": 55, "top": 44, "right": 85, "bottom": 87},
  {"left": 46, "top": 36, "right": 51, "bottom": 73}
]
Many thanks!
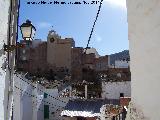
[{"left": 18, "top": 0, "right": 128, "bottom": 55}]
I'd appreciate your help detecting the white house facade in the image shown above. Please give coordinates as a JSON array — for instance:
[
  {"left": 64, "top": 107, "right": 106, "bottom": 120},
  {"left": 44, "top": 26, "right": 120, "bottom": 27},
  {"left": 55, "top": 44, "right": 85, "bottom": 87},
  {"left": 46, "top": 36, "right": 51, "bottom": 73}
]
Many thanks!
[
  {"left": 13, "top": 73, "right": 44, "bottom": 120},
  {"left": 126, "top": 0, "right": 160, "bottom": 120},
  {"left": 0, "top": 0, "right": 19, "bottom": 119},
  {"left": 115, "top": 60, "right": 130, "bottom": 68},
  {"left": 102, "top": 81, "right": 131, "bottom": 99},
  {"left": 43, "top": 88, "right": 70, "bottom": 120}
]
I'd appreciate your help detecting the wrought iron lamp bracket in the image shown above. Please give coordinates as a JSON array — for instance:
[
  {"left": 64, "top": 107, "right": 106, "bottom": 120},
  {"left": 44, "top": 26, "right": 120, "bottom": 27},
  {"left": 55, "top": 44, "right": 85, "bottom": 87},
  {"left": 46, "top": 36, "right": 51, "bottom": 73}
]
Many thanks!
[{"left": 3, "top": 43, "right": 25, "bottom": 52}]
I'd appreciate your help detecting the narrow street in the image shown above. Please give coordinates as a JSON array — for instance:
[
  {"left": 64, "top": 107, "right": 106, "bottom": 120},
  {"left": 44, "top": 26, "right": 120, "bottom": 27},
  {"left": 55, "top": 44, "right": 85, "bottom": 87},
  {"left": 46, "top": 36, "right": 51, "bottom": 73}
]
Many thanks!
[{"left": 1, "top": 0, "right": 160, "bottom": 120}]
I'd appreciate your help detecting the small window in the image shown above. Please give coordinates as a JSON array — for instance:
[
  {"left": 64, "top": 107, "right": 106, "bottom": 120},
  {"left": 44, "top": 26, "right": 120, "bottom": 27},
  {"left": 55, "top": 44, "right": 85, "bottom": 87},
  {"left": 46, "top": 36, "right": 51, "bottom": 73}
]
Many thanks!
[
  {"left": 44, "top": 93, "right": 48, "bottom": 98},
  {"left": 44, "top": 105, "right": 49, "bottom": 119},
  {"left": 50, "top": 38, "right": 55, "bottom": 43},
  {"left": 120, "top": 93, "right": 124, "bottom": 97}
]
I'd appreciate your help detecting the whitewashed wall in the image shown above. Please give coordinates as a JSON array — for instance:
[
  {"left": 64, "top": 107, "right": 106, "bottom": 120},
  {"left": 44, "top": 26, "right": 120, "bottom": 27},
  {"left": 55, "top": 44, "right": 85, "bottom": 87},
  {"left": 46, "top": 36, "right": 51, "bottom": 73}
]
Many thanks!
[
  {"left": 13, "top": 74, "right": 44, "bottom": 120},
  {"left": 13, "top": 74, "right": 33, "bottom": 120},
  {"left": 0, "top": 1, "right": 10, "bottom": 120},
  {"left": 102, "top": 81, "right": 131, "bottom": 99},
  {"left": 127, "top": 0, "right": 160, "bottom": 120},
  {"left": 13, "top": 74, "right": 69, "bottom": 120},
  {"left": 115, "top": 60, "right": 129, "bottom": 68},
  {"left": 44, "top": 88, "right": 69, "bottom": 120},
  {"left": 32, "top": 84, "right": 44, "bottom": 120}
]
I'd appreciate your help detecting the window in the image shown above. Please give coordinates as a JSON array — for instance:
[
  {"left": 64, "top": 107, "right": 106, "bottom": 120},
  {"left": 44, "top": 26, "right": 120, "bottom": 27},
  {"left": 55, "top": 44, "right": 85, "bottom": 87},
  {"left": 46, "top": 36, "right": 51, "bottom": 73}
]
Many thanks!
[
  {"left": 120, "top": 93, "right": 124, "bottom": 97},
  {"left": 44, "top": 93, "right": 48, "bottom": 98},
  {"left": 50, "top": 38, "right": 55, "bottom": 43},
  {"left": 44, "top": 105, "right": 49, "bottom": 119}
]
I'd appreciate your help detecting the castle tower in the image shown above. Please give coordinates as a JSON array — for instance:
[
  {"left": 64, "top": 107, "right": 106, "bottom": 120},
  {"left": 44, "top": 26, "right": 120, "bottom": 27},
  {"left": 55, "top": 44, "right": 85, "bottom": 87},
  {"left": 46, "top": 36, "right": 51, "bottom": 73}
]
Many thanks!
[{"left": 47, "top": 30, "right": 74, "bottom": 71}]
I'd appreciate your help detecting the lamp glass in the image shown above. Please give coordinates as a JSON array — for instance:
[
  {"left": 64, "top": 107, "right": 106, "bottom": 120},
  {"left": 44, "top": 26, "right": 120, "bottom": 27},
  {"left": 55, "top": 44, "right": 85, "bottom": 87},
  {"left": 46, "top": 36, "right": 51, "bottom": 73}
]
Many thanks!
[
  {"left": 20, "top": 20, "right": 36, "bottom": 41},
  {"left": 21, "top": 26, "right": 32, "bottom": 40}
]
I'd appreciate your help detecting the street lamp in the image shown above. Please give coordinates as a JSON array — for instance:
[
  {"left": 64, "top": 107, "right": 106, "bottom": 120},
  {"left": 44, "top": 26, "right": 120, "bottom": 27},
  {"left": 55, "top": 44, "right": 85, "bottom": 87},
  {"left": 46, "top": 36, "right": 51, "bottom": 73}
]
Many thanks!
[
  {"left": 4, "top": 19, "right": 36, "bottom": 52},
  {"left": 20, "top": 19, "right": 36, "bottom": 41}
]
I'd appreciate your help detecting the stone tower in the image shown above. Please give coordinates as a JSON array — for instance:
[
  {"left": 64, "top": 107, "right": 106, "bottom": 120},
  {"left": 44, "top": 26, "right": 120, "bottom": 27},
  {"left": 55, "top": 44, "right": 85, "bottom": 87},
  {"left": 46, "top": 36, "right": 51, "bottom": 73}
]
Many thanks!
[{"left": 47, "top": 30, "right": 74, "bottom": 72}]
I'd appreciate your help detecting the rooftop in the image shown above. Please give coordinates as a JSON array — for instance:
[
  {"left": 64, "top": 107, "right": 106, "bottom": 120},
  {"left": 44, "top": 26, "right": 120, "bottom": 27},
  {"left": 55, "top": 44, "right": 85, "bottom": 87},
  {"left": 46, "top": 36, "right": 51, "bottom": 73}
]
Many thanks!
[{"left": 61, "top": 99, "right": 120, "bottom": 117}]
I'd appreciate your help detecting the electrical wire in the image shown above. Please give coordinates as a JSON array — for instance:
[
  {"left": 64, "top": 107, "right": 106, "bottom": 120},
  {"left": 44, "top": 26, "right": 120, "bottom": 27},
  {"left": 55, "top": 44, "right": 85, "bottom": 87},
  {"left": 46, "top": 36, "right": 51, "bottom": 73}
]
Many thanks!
[
  {"left": 12, "top": 0, "right": 104, "bottom": 117},
  {"left": 13, "top": 73, "right": 68, "bottom": 118},
  {"left": 14, "top": 85, "right": 64, "bottom": 111},
  {"left": 14, "top": 0, "right": 104, "bottom": 105},
  {"left": 84, "top": 0, "right": 104, "bottom": 54},
  {"left": 14, "top": 72, "right": 67, "bottom": 103},
  {"left": 14, "top": 85, "right": 66, "bottom": 116},
  {"left": 14, "top": 86, "right": 44, "bottom": 111},
  {"left": 14, "top": 85, "right": 66, "bottom": 119}
]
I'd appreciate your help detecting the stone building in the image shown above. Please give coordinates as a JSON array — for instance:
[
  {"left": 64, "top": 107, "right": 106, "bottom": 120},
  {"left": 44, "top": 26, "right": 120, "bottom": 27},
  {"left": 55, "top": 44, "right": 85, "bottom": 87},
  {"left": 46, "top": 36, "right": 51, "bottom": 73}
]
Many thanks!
[
  {"left": 47, "top": 30, "right": 75, "bottom": 72},
  {"left": 95, "top": 55, "right": 109, "bottom": 71},
  {"left": 98, "top": 68, "right": 131, "bottom": 82},
  {"left": 82, "top": 53, "right": 96, "bottom": 82},
  {"left": 29, "top": 41, "right": 48, "bottom": 74},
  {"left": 85, "top": 47, "right": 100, "bottom": 58},
  {"left": 71, "top": 47, "right": 99, "bottom": 82},
  {"left": 17, "top": 30, "right": 75, "bottom": 77},
  {"left": 82, "top": 53, "right": 96, "bottom": 69},
  {"left": 71, "top": 47, "right": 83, "bottom": 81},
  {"left": 17, "top": 39, "right": 48, "bottom": 75}
]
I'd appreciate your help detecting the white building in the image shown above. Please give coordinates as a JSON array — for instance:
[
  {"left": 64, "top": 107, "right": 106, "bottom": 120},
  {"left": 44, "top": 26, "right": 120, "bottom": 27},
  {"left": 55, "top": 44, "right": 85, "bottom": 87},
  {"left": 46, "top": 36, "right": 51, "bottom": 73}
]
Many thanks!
[
  {"left": 102, "top": 81, "right": 131, "bottom": 99},
  {"left": 13, "top": 73, "right": 70, "bottom": 120},
  {"left": 13, "top": 73, "right": 44, "bottom": 120},
  {"left": 115, "top": 60, "right": 130, "bottom": 68},
  {"left": 126, "top": 0, "right": 160, "bottom": 120},
  {"left": 32, "top": 84, "right": 44, "bottom": 120},
  {"left": 43, "top": 87, "right": 70, "bottom": 120},
  {"left": 1, "top": 0, "right": 160, "bottom": 120},
  {"left": 0, "top": 0, "right": 19, "bottom": 119},
  {"left": 85, "top": 47, "right": 101, "bottom": 58}
]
